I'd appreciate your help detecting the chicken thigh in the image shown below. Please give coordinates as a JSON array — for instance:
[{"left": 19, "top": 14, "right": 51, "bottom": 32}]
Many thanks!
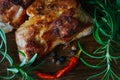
[{"left": 16, "top": 0, "right": 93, "bottom": 61}]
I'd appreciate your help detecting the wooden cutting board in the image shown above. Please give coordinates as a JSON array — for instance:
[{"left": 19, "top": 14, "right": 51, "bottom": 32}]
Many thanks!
[{"left": 0, "top": 30, "right": 102, "bottom": 80}]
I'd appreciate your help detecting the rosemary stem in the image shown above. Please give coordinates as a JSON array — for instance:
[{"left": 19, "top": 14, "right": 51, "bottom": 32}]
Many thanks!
[{"left": 106, "top": 39, "right": 111, "bottom": 72}]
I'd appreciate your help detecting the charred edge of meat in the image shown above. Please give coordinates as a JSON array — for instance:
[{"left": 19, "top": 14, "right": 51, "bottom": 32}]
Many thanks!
[{"left": 10, "top": 0, "right": 35, "bottom": 8}]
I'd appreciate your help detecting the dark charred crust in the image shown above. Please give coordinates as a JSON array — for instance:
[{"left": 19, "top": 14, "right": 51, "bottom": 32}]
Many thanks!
[
  {"left": 11, "top": 0, "right": 35, "bottom": 8},
  {"left": 52, "top": 28, "right": 60, "bottom": 37},
  {"left": 36, "top": 5, "right": 44, "bottom": 11},
  {"left": 65, "top": 16, "right": 74, "bottom": 23},
  {"left": 21, "top": 0, "right": 35, "bottom": 8},
  {"left": 36, "top": 3, "right": 45, "bottom": 15},
  {"left": 26, "top": 39, "right": 46, "bottom": 59},
  {"left": 11, "top": 0, "right": 22, "bottom": 5},
  {"left": 47, "top": 3, "right": 57, "bottom": 10},
  {"left": 26, "top": 40, "right": 39, "bottom": 54},
  {"left": 55, "top": 20, "right": 63, "bottom": 27}
]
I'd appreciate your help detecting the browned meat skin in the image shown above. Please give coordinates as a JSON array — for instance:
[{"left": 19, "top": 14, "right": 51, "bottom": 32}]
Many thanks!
[
  {"left": 26, "top": 0, "right": 78, "bottom": 18},
  {"left": 42, "top": 9, "right": 80, "bottom": 42},
  {"left": 16, "top": 16, "right": 52, "bottom": 60},
  {"left": 16, "top": 0, "right": 92, "bottom": 61},
  {"left": 0, "top": 0, "right": 26, "bottom": 28}
]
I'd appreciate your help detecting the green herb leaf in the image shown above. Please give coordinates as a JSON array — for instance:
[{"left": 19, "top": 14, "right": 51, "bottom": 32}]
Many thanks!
[
  {"left": 116, "top": 0, "right": 120, "bottom": 7},
  {"left": 0, "top": 75, "right": 15, "bottom": 80},
  {"left": 7, "top": 68, "right": 19, "bottom": 73},
  {"left": 78, "top": 42, "right": 104, "bottom": 59},
  {"left": 80, "top": 58, "right": 105, "bottom": 68},
  {"left": 18, "top": 50, "right": 26, "bottom": 57},
  {"left": 27, "top": 54, "right": 37, "bottom": 66},
  {"left": 0, "top": 29, "right": 7, "bottom": 63},
  {"left": 19, "top": 58, "right": 27, "bottom": 67}
]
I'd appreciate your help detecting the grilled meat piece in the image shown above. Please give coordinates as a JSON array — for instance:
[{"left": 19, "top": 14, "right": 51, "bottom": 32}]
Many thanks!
[
  {"left": 16, "top": 0, "right": 93, "bottom": 61},
  {"left": 0, "top": 0, "right": 26, "bottom": 32}
]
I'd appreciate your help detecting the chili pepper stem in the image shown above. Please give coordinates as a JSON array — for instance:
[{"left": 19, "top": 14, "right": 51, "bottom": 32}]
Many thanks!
[{"left": 75, "top": 50, "right": 81, "bottom": 58}]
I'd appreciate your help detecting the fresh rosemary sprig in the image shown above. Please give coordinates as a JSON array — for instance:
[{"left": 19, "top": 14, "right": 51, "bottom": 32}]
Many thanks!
[
  {"left": 0, "top": 29, "right": 12, "bottom": 65},
  {"left": 0, "top": 29, "right": 44, "bottom": 80},
  {"left": 78, "top": 0, "right": 120, "bottom": 80}
]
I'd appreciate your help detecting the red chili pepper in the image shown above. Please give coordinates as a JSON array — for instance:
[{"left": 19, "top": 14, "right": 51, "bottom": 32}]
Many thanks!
[
  {"left": 36, "top": 50, "right": 81, "bottom": 79},
  {"left": 55, "top": 56, "right": 78, "bottom": 78},
  {"left": 36, "top": 72, "right": 56, "bottom": 79}
]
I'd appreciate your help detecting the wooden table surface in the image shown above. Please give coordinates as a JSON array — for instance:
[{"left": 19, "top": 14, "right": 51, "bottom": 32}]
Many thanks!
[{"left": 0, "top": 30, "right": 104, "bottom": 80}]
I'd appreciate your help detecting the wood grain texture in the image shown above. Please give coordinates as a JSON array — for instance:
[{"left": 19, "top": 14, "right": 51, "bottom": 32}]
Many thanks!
[{"left": 0, "top": 30, "right": 105, "bottom": 80}]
